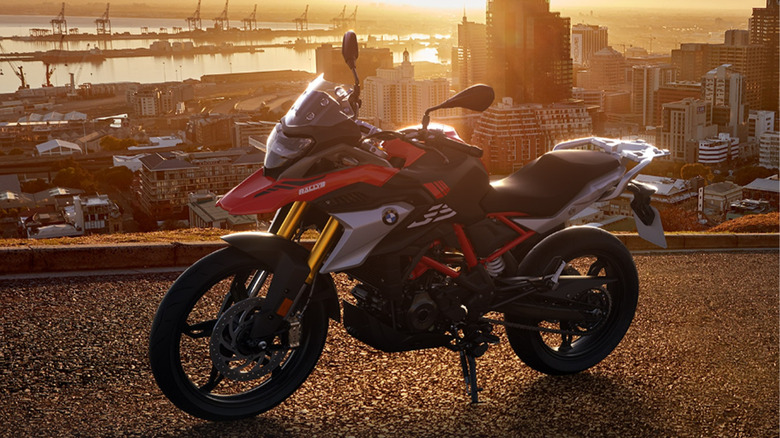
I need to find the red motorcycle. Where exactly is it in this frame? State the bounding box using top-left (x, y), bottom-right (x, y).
top-left (149, 32), bottom-right (668, 420)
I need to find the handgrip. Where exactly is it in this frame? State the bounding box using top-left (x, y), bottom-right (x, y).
top-left (430, 131), bottom-right (483, 158)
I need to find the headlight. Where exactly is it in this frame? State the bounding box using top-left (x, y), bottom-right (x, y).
top-left (264, 124), bottom-right (315, 169)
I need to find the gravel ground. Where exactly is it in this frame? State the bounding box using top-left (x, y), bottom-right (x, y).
top-left (1, 252), bottom-right (777, 437)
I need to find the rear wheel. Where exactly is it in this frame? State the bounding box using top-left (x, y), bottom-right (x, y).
top-left (505, 227), bottom-right (638, 375)
top-left (149, 247), bottom-right (328, 421)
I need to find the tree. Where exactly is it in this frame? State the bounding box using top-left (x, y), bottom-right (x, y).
top-left (100, 136), bottom-right (138, 151)
top-left (20, 178), bottom-right (52, 193)
top-left (640, 159), bottom-right (683, 179)
top-left (733, 166), bottom-right (775, 186)
top-left (95, 166), bottom-right (134, 189)
top-left (53, 166), bottom-right (96, 192)
top-left (680, 163), bottom-right (714, 183)
top-left (133, 209), bottom-right (158, 232)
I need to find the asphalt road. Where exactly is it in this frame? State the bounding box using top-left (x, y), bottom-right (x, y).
top-left (1, 252), bottom-right (777, 437)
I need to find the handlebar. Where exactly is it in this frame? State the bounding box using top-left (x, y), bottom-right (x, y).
top-left (426, 130), bottom-right (484, 158)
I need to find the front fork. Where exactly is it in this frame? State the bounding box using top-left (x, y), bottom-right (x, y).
top-left (274, 201), bottom-right (341, 284)
top-left (248, 201), bottom-right (341, 338)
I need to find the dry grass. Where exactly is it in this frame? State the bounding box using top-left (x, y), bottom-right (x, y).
top-left (709, 212), bottom-right (780, 234)
top-left (0, 228), bottom-right (226, 247)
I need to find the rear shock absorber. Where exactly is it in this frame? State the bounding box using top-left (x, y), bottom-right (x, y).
top-left (484, 257), bottom-right (505, 277)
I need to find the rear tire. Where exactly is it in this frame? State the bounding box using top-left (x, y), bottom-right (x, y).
top-left (149, 247), bottom-right (328, 421)
top-left (505, 227), bottom-right (638, 375)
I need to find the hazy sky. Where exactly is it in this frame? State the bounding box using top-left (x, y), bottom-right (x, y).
top-left (366, 0), bottom-right (767, 10)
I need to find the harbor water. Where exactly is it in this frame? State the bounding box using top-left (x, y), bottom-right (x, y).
top-left (0, 15), bottom-right (444, 94)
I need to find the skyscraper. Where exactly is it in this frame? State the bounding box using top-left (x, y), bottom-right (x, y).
top-left (486, 0), bottom-right (572, 104)
top-left (452, 13), bottom-right (488, 91)
top-left (571, 24), bottom-right (608, 67)
top-left (749, 0), bottom-right (779, 115)
top-left (632, 64), bottom-right (676, 128)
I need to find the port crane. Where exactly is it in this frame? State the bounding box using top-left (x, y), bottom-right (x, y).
top-left (51, 2), bottom-right (67, 36)
top-left (43, 63), bottom-right (55, 87)
top-left (0, 42), bottom-right (30, 90)
top-left (186, 0), bottom-right (203, 32)
top-left (242, 4), bottom-right (257, 31)
top-left (331, 5), bottom-right (357, 31)
top-left (293, 5), bottom-right (309, 32)
top-left (214, 0), bottom-right (230, 31)
top-left (95, 3), bottom-right (111, 36)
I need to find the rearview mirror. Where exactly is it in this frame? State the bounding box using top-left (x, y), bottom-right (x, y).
top-left (421, 84), bottom-right (494, 130)
top-left (342, 31), bottom-right (359, 69)
top-left (435, 84), bottom-right (494, 113)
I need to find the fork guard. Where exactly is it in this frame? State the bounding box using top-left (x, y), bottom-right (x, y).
top-left (222, 232), bottom-right (341, 334)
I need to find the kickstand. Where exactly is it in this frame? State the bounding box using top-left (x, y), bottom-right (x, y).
top-left (459, 350), bottom-right (481, 404)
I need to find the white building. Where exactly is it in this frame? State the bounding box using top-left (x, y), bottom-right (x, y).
top-left (73, 194), bottom-right (122, 234)
top-left (702, 64), bottom-right (746, 140)
top-left (362, 50), bottom-right (453, 130)
top-left (698, 133), bottom-right (739, 165)
top-left (659, 98), bottom-right (718, 162)
top-left (749, 110), bottom-right (775, 143)
top-left (759, 131), bottom-right (779, 169)
top-left (36, 139), bottom-right (82, 156)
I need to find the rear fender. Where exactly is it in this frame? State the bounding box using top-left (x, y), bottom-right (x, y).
top-left (221, 232), bottom-right (340, 326)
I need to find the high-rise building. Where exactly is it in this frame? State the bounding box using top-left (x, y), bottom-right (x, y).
top-left (571, 24), bottom-right (608, 67)
top-left (632, 64), bottom-right (676, 128)
top-left (362, 51), bottom-right (452, 129)
top-left (471, 98), bottom-right (546, 174)
top-left (671, 43), bottom-right (710, 82)
top-left (702, 64), bottom-right (747, 140)
top-left (706, 32), bottom-right (765, 112)
top-left (654, 81), bottom-right (702, 129)
top-left (486, 0), bottom-right (572, 104)
top-left (471, 97), bottom-right (593, 174)
top-left (659, 98), bottom-right (718, 162)
top-left (535, 102), bottom-right (593, 146)
top-left (452, 13), bottom-right (487, 91)
top-left (749, 0), bottom-right (779, 115)
top-left (758, 131), bottom-right (779, 169)
top-left (589, 46), bottom-right (626, 90)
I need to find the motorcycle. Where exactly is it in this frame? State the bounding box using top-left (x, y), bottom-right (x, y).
top-left (149, 32), bottom-right (669, 421)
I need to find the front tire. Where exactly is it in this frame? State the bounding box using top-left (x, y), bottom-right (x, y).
top-left (505, 227), bottom-right (638, 375)
top-left (149, 247), bottom-right (328, 421)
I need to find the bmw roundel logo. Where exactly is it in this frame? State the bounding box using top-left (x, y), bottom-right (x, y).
top-left (382, 208), bottom-right (399, 225)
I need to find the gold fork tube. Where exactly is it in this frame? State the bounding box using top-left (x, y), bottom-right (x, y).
top-left (305, 217), bottom-right (341, 284)
top-left (276, 201), bottom-right (309, 240)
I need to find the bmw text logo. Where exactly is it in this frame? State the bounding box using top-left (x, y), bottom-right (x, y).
top-left (382, 208), bottom-right (399, 225)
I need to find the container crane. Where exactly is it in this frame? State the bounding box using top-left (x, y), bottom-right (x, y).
top-left (186, 0), bottom-right (203, 32)
top-left (214, 0), bottom-right (229, 31)
top-left (242, 4), bottom-right (257, 31)
top-left (51, 2), bottom-right (67, 36)
top-left (293, 5), bottom-right (309, 32)
top-left (96, 3), bottom-right (111, 36)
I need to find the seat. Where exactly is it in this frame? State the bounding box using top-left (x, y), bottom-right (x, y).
top-left (481, 150), bottom-right (621, 217)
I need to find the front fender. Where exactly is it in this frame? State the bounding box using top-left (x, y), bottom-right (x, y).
top-left (222, 232), bottom-right (340, 322)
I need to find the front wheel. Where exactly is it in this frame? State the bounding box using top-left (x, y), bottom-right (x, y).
top-left (149, 247), bottom-right (329, 421)
top-left (505, 227), bottom-right (639, 375)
